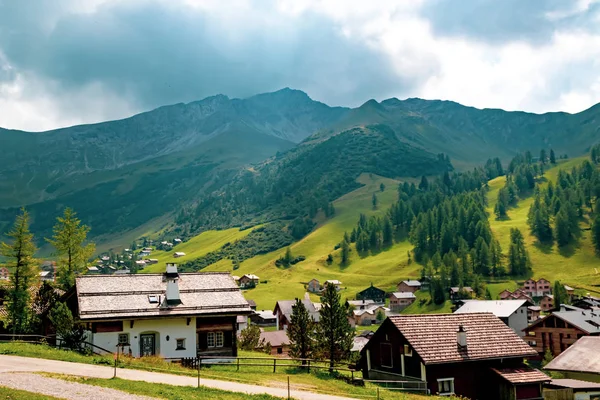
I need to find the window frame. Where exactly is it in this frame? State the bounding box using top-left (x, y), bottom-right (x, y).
top-left (207, 331), bottom-right (224, 348)
top-left (404, 344), bottom-right (413, 357)
top-left (437, 378), bottom-right (454, 396)
top-left (380, 343), bottom-right (393, 368)
top-left (118, 333), bottom-right (130, 346)
top-left (176, 338), bottom-right (186, 351)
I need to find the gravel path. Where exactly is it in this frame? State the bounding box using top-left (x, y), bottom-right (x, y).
top-left (0, 372), bottom-right (158, 400)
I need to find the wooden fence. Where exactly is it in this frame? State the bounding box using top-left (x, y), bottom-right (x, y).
top-left (543, 388), bottom-right (574, 400)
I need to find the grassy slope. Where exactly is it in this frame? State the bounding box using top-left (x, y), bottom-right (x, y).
top-left (203, 173), bottom-right (439, 310)
top-left (486, 157), bottom-right (600, 296)
top-left (141, 227), bottom-right (255, 273)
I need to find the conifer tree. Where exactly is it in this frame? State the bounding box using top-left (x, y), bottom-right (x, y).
top-left (317, 284), bottom-right (354, 371)
top-left (382, 217), bottom-right (394, 246)
top-left (550, 149), bottom-right (556, 164)
top-left (553, 281), bottom-right (569, 309)
top-left (1, 208), bottom-right (37, 334)
top-left (288, 299), bottom-right (315, 364)
top-left (508, 228), bottom-right (530, 275)
top-left (340, 239), bottom-right (350, 265)
top-left (592, 213), bottom-right (600, 256)
top-left (495, 188), bottom-right (509, 219)
top-left (419, 175), bottom-right (429, 191)
top-left (554, 208), bottom-right (572, 247)
top-left (540, 149), bottom-right (547, 164)
top-left (372, 193), bottom-right (378, 210)
top-left (46, 208), bottom-right (95, 290)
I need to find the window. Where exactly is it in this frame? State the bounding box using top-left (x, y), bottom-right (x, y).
top-left (380, 343), bottom-right (392, 368)
top-left (207, 332), bottom-right (224, 348)
top-left (404, 344), bottom-right (413, 357)
top-left (176, 338), bottom-right (186, 350)
top-left (437, 378), bottom-right (454, 396)
top-left (118, 333), bottom-right (130, 346)
top-left (277, 347), bottom-right (283, 354)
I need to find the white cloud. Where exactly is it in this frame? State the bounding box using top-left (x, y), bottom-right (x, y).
top-left (0, 0), bottom-right (599, 131)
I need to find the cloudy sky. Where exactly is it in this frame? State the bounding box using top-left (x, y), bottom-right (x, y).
top-left (1, 0), bottom-right (599, 131)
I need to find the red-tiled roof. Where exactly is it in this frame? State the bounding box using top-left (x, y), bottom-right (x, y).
top-left (492, 367), bottom-right (550, 384)
top-left (388, 313), bottom-right (537, 365)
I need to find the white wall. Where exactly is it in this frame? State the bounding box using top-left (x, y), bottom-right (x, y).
top-left (508, 305), bottom-right (529, 337)
top-left (92, 317), bottom-right (197, 358)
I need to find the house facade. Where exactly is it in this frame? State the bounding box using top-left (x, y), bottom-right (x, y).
top-left (239, 274), bottom-right (259, 289)
top-left (540, 294), bottom-right (554, 312)
top-left (389, 292), bottom-right (416, 312)
top-left (273, 298), bottom-right (319, 331)
top-left (71, 265), bottom-right (251, 359)
top-left (356, 284), bottom-right (386, 303)
top-left (361, 313), bottom-right (548, 400)
top-left (523, 278), bottom-right (552, 297)
top-left (260, 330), bottom-right (290, 356)
top-left (0, 267), bottom-right (9, 281)
top-left (396, 280), bottom-right (421, 293)
top-left (307, 279), bottom-right (320, 293)
top-left (523, 310), bottom-right (600, 356)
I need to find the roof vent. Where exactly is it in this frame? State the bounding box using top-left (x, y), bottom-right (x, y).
top-left (165, 263), bottom-right (179, 279)
top-left (457, 325), bottom-right (467, 349)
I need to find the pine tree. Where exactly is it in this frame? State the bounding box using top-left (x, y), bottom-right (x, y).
top-left (419, 175), bottom-right (429, 191)
top-left (380, 183), bottom-right (385, 192)
top-left (553, 281), bottom-right (569, 309)
top-left (372, 193), bottom-right (378, 210)
top-left (1, 208), bottom-right (38, 334)
top-left (550, 149), bottom-right (556, 164)
top-left (382, 217), bottom-right (394, 246)
top-left (540, 149), bottom-right (547, 164)
top-left (317, 284), bottom-right (354, 371)
top-left (340, 239), bottom-right (350, 265)
top-left (592, 213), bottom-right (600, 256)
top-left (554, 208), bottom-right (572, 247)
top-left (46, 208), bottom-right (95, 290)
top-left (495, 188), bottom-right (509, 219)
top-left (288, 299), bottom-right (315, 364)
top-left (508, 228), bottom-right (530, 275)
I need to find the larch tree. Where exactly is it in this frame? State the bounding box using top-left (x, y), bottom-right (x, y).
top-left (550, 149), bottom-right (556, 164)
top-left (508, 228), bottom-right (531, 275)
top-left (288, 299), bottom-right (315, 365)
top-left (592, 213), bottom-right (600, 256)
top-left (1, 208), bottom-right (38, 334)
top-left (46, 208), bottom-right (95, 290)
top-left (317, 283), bottom-right (354, 371)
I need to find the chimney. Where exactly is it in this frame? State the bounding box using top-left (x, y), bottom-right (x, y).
top-left (165, 264), bottom-right (182, 306)
top-left (457, 325), bottom-right (467, 349)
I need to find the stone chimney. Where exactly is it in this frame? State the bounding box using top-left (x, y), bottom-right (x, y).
top-left (457, 325), bottom-right (467, 349)
top-left (165, 264), bottom-right (181, 306)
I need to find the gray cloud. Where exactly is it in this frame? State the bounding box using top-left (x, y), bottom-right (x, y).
top-left (422, 0), bottom-right (600, 44)
top-left (0, 0), bottom-right (413, 116)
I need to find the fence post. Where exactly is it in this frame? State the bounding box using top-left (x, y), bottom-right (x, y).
top-left (197, 358), bottom-right (200, 388)
top-left (273, 358), bottom-right (277, 373)
top-left (307, 359), bottom-right (310, 373)
top-left (113, 352), bottom-right (117, 379)
top-left (287, 376), bottom-right (290, 400)
top-left (377, 387), bottom-right (380, 400)
top-left (237, 357), bottom-right (240, 372)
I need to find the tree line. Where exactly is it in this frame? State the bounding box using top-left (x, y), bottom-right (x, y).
top-left (1, 207), bottom-right (94, 336)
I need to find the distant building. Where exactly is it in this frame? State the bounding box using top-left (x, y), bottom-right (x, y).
top-left (352, 305), bottom-right (389, 326)
top-left (239, 274), bottom-right (259, 289)
top-left (449, 287), bottom-right (474, 301)
top-left (356, 284), bottom-right (386, 304)
top-left (499, 288), bottom-right (533, 302)
top-left (324, 280), bottom-right (342, 290)
top-left (389, 292), bottom-right (416, 312)
top-left (523, 278), bottom-right (551, 297)
top-left (173, 252), bottom-right (186, 258)
top-left (260, 330), bottom-right (290, 356)
top-left (273, 298), bottom-right (319, 331)
top-left (540, 294), bottom-right (554, 311)
top-left (307, 279), bottom-right (320, 293)
top-left (454, 300), bottom-right (531, 336)
top-left (396, 280), bottom-right (421, 293)
top-left (250, 310), bottom-right (277, 327)
top-left (86, 266), bottom-right (100, 275)
top-left (0, 267), bottom-right (9, 281)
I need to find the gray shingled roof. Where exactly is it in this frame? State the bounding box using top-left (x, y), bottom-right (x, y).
top-left (274, 299), bottom-right (320, 323)
top-left (454, 300), bottom-right (530, 318)
top-left (552, 310), bottom-right (600, 334)
top-left (76, 272), bottom-right (251, 320)
top-left (544, 337), bottom-right (600, 374)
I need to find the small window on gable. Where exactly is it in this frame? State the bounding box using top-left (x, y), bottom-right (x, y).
top-left (404, 344), bottom-right (413, 357)
top-left (148, 295), bottom-right (158, 304)
top-left (176, 338), bottom-right (186, 350)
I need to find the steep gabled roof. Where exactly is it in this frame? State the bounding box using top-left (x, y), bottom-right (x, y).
top-left (274, 299), bottom-right (320, 323)
top-left (386, 313), bottom-right (536, 365)
top-left (491, 367), bottom-right (550, 384)
top-left (75, 272), bottom-right (251, 320)
top-left (544, 337), bottom-right (600, 375)
top-left (526, 310), bottom-right (600, 334)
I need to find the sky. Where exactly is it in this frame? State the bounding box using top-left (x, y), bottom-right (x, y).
top-left (1, 0), bottom-right (599, 131)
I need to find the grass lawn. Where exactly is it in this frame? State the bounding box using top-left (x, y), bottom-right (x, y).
top-left (1, 343), bottom-right (441, 400)
top-left (203, 173), bottom-right (423, 310)
top-left (0, 386), bottom-right (59, 400)
top-left (401, 290), bottom-right (453, 314)
top-left (45, 375), bottom-right (281, 400)
top-left (486, 157), bottom-right (600, 296)
top-left (141, 227), bottom-right (256, 273)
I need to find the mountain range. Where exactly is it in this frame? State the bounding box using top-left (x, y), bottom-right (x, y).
top-left (1, 88), bottom-right (599, 245)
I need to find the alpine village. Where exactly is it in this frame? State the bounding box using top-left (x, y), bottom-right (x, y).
top-left (2, 6), bottom-right (600, 400)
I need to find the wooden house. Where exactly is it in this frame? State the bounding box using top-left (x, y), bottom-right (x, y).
top-left (273, 299), bottom-right (319, 331)
top-left (454, 300), bottom-right (531, 337)
top-left (173, 252), bottom-right (186, 258)
top-left (0, 267), bottom-right (9, 281)
top-left (260, 330), bottom-right (290, 356)
top-left (523, 310), bottom-right (600, 357)
top-left (523, 278), bottom-right (552, 298)
top-left (239, 274), bottom-right (259, 289)
top-left (389, 292), bottom-right (416, 312)
top-left (396, 280), bottom-right (421, 293)
top-left (307, 279), bottom-right (320, 293)
top-left (544, 337), bottom-right (600, 383)
top-left (360, 313), bottom-right (548, 399)
top-left (324, 280), bottom-right (342, 291)
top-left (356, 284), bottom-right (386, 304)
top-left (540, 294), bottom-right (554, 312)
top-left (68, 265), bottom-right (252, 358)
top-left (249, 310), bottom-right (277, 327)
top-left (449, 286), bottom-right (474, 301)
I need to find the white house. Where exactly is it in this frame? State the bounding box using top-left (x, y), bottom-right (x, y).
top-left (70, 264), bottom-right (252, 358)
top-left (454, 299), bottom-right (532, 337)
top-left (173, 252), bottom-right (186, 258)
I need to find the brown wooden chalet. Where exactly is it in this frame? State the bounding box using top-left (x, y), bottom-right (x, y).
top-left (67, 264), bottom-right (252, 358)
top-left (361, 313), bottom-right (548, 399)
top-left (523, 309), bottom-right (600, 356)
